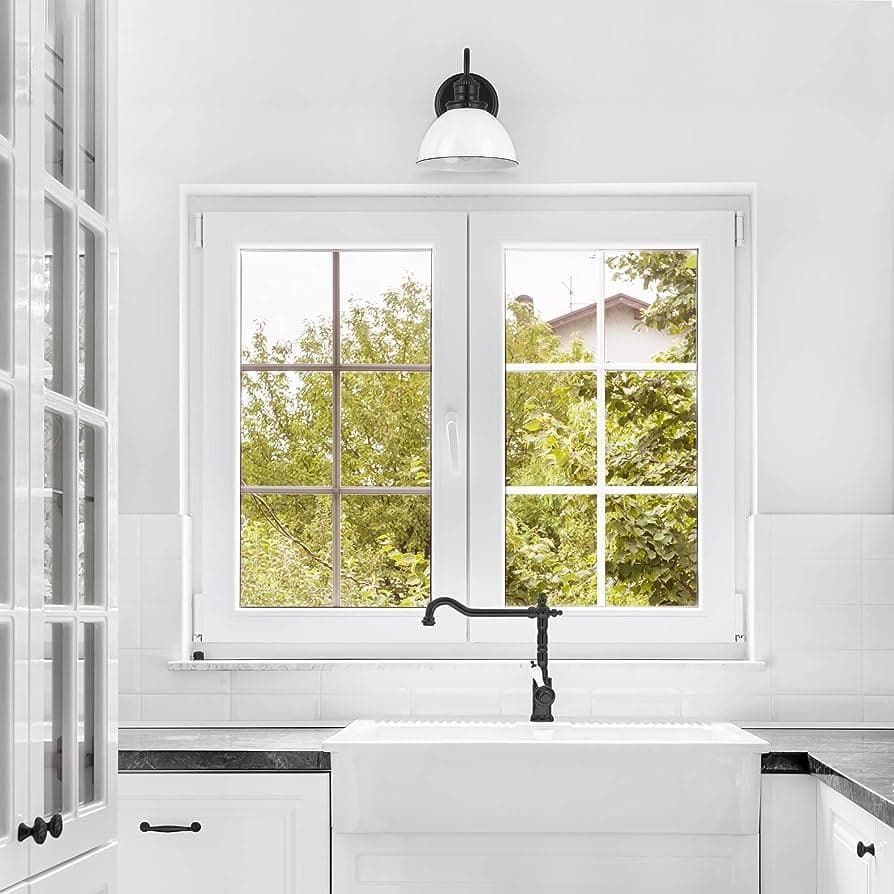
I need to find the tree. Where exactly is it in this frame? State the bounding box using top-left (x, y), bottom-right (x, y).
top-left (240, 250), bottom-right (697, 609)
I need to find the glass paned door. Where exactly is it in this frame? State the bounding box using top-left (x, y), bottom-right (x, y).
top-left (30, 0), bottom-right (114, 874)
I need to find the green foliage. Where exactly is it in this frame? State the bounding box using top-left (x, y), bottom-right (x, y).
top-left (241, 251), bottom-right (698, 609)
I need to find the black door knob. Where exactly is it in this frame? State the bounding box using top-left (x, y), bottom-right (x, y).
top-left (18, 818), bottom-right (48, 844)
top-left (47, 814), bottom-right (63, 839)
top-left (857, 841), bottom-right (876, 858)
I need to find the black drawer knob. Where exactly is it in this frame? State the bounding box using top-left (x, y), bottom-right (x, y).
top-left (857, 841), bottom-right (876, 858)
top-left (18, 818), bottom-right (48, 845)
top-left (47, 813), bottom-right (63, 839)
top-left (140, 821), bottom-right (202, 834)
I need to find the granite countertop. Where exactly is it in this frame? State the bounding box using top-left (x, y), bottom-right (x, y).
top-left (118, 726), bottom-right (894, 827)
top-left (118, 727), bottom-right (338, 771)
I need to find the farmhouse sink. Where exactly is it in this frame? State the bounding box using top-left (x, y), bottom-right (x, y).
top-left (324, 719), bottom-right (769, 836)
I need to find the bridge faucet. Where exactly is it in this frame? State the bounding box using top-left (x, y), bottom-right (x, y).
top-left (421, 594), bottom-right (563, 722)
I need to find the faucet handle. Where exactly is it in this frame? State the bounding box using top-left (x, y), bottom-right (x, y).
top-left (530, 660), bottom-right (545, 687)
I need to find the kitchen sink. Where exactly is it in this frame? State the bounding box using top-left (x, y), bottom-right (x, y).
top-left (324, 719), bottom-right (769, 836)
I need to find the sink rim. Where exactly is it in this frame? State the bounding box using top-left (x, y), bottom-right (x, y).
top-left (324, 718), bottom-right (770, 751)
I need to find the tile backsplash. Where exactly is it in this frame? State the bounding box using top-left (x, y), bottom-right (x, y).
top-left (119, 514), bottom-right (894, 724)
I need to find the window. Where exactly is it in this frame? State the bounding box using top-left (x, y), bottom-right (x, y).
top-left (193, 199), bottom-right (747, 657)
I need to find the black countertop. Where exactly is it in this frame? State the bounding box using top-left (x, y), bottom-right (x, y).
top-left (118, 726), bottom-right (894, 827)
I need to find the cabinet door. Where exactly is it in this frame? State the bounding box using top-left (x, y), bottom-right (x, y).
top-left (0, 0), bottom-right (34, 887)
top-left (27, 0), bottom-right (117, 874)
top-left (818, 785), bottom-right (877, 894)
top-left (30, 843), bottom-right (116, 894)
top-left (874, 819), bottom-right (892, 894)
top-left (118, 773), bottom-right (330, 894)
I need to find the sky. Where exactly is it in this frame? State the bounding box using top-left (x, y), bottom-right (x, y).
top-left (240, 248), bottom-right (659, 353)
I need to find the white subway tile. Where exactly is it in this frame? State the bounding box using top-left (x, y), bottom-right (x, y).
top-left (863, 606), bottom-right (894, 651)
top-left (320, 665), bottom-right (419, 692)
top-left (772, 650), bottom-right (861, 693)
top-left (413, 687), bottom-right (502, 717)
top-left (863, 697), bottom-right (894, 722)
top-left (231, 669), bottom-right (321, 693)
top-left (320, 690), bottom-right (411, 721)
top-left (771, 559), bottom-right (860, 605)
top-left (681, 694), bottom-right (770, 721)
top-left (119, 515), bottom-right (141, 560)
top-left (119, 694), bottom-right (140, 722)
top-left (863, 560), bottom-right (894, 604)
top-left (680, 665), bottom-right (771, 696)
top-left (773, 605), bottom-right (861, 650)
top-left (141, 515), bottom-right (187, 559)
top-left (771, 516), bottom-right (861, 560)
top-left (119, 650), bottom-right (141, 694)
top-left (140, 651), bottom-right (229, 693)
top-left (140, 693), bottom-right (230, 722)
top-left (119, 598), bottom-right (140, 651)
top-left (140, 558), bottom-right (186, 605)
top-left (772, 694), bottom-right (862, 722)
top-left (140, 588), bottom-right (182, 651)
top-left (862, 652), bottom-right (894, 693)
top-left (862, 516), bottom-right (894, 559)
top-left (591, 691), bottom-right (682, 719)
top-left (231, 692), bottom-right (320, 722)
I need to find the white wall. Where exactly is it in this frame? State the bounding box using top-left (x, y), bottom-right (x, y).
top-left (118, 0), bottom-right (894, 516)
top-left (116, 1), bottom-right (894, 723)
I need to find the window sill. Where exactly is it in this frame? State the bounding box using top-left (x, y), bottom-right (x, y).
top-left (168, 658), bottom-right (767, 672)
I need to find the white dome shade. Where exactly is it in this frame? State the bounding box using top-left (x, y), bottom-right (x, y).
top-left (417, 107), bottom-right (518, 171)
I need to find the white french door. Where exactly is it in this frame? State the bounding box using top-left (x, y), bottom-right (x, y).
top-left (10, 0), bottom-right (118, 882)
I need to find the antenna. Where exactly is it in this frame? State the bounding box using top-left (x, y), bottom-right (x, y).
top-left (560, 276), bottom-right (575, 312)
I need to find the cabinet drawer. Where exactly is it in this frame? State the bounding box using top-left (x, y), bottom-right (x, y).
top-left (119, 773), bottom-right (329, 894)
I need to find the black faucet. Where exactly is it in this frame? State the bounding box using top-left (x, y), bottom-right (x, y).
top-left (421, 594), bottom-right (563, 722)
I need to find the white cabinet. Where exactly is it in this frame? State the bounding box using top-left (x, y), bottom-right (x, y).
top-left (818, 785), bottom-right (891, 894)
top-left (0, 0), bottom-right (117, 888)
top-left (118, 773), bottom-right (330, 894)
top-left (29, 844), bottom-right (117, 894)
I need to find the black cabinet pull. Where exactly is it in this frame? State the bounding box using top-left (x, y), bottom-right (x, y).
top-left (140, 821), bottom-right (202, 834)
top-left (18, 818), bottom-right (48, 845)
top-left (47, 814), bottom-right (63, 839)
top-left (857, 841), bottom-right (876, 858)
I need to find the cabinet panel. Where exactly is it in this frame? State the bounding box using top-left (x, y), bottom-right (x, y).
top-left (818, 785), bottom-right (877, 894)
top-left (119, 773), bottom-right (330, 894)
top-left (30, 843), bottom-right (116, 894)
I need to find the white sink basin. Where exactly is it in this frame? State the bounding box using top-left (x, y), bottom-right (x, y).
top-left (325, 719), bottom-right (768, 835)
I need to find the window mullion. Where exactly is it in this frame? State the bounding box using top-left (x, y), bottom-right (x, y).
top-left (331, 250), bottom-right (341, 608)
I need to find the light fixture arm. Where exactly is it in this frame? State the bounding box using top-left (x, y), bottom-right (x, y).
top-left (434, 47), bottom-right (500, 118)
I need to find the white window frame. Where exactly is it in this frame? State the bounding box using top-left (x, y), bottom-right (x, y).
top-left (188, 191), bottom-right (752, 660)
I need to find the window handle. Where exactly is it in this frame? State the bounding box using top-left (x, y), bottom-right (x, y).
top-left (445, 413), bottom-right (460, 474)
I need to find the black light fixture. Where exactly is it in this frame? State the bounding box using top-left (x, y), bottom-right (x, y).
top-left (417, 48), bottom-right (518, 172)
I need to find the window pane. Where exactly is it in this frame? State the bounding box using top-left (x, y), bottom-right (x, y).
top-left (78, 0), bottom-right (96, 206)
top-left (44, 411), bottom-right (67, 605)
top-left (341, 372), bottom-right (430, 487)
top-left (606, 371), bottom-right (696, 486)
top-left (506, 371), bottom-right (596, 486)
top-left (0, 158), bottom-right (10, 372)
top-left (340, 495), bottom-right (430, 607)
top-left (78, 423), bottom-right (99, 605)
top-left (339, 251), bottom-right (431, 365)
top-left (78, 225), bottom-right (97, 405)
top-left (0, 0), bottom-right (10, 139)
top-left (77, 622), bottom-right (98, 806)
top-left (240, 494), bottom-right (333, 607)
top-left (604, 250), bottom-right (697, 364)
top-left (45, 0), bottom-right (65, 182)
top-left (44, 200), bottom-right (65, 394)
top-left (241, 251), bottom-right (333, 365)
top-left (43, 622), bottom-right (68, 815)
top-left (0, 391), bottom-right (9, 605)
top-left (241, 371), bottom-right (332, 486)
top-left (605, 494), bottom-right (697, 607)
top-left (505, 251), bottom-right (599, 363)
top-left (506, 494), bottom-right (597, 607)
